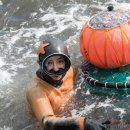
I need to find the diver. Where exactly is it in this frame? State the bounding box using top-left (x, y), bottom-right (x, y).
top-left (26, 35), bottom-right (110, 130)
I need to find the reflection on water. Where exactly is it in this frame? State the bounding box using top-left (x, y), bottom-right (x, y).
top-left (0, 0), bottom-right (130, 129)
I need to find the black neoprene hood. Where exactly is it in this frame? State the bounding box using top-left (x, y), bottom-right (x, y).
top-left (38, 35), bottom-right (71, 75)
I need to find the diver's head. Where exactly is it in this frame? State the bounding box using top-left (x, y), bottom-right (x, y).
top-left (36, 35), bottom-right (71, 81)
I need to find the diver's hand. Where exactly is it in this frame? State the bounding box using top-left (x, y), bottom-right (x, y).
top-left (84, 117), bottom-right (111, 130)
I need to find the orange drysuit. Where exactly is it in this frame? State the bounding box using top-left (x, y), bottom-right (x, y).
top-left (26, 67), bottom-right (84, 130)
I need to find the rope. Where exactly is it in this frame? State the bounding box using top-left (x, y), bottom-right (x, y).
top-left (83, 70), bottom-right (130, 89)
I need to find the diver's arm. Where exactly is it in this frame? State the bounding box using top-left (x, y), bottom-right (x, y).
top-left (26, 87), bottom-right (55, 122)
top-left (43, 116), bottom-right (109, 130)
top-left (26, 86), bottom-right (84, 130)
top-left (26, 87), bottom-right (109, 130)
top-left (43, 116), bottom-right (84, 130)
